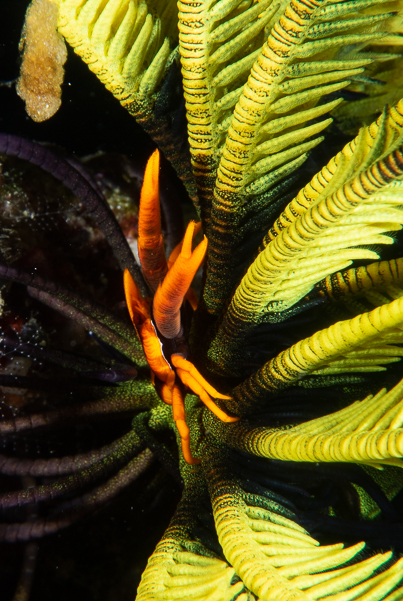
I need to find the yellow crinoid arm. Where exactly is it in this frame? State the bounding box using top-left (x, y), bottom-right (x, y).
top-left (138, 149), bottom-right (169, 293)
top-left (56, 0), bottom-right (175, 106)
top-left (203, 447), bottom-right (403, 601)
top-left (201, 0), bottom-right (403, 316)
top-left (227, 294), bottom-right (403, 415)
top-left (208, 100), bottom-right (403, 374)
top-left (317, 257), bottom-right (403, 302)
top-left (153, 221), bottom-right (207, 339)
top-left (55, 0), bottom-right (198, 202)
top-left (178, 0), bottom-right (278, 225)
top-left (137, 480), bottom-right (247, 601)
top-left (236, 106), bottom-right (403, 321)
top-left (218, 377), bottom-right (403, 468)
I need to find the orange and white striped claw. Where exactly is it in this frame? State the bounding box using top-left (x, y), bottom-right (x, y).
top-left (124, 269), bottom-right (175, 391)
top-left (153, 221), bottom-right (208, 339)
top-left (138, 149), bottom-right (168, 292)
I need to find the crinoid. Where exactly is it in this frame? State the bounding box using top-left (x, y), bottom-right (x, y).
top-left (2, 0), bottom-right (403, 599)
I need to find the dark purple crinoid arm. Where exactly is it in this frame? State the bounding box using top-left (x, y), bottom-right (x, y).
top-left (0, 133), bottom-right (147, 295)
top-left (0, 448), bottom-right (154, 542)
top-left (0, 263), bottom-right (146, 365)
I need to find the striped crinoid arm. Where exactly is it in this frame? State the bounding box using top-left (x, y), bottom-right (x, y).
top-left (56, 0), bottom-right (196, 199)
top-left (315, 255), bottom-right (403, 317)
top-left (136, 472), bottom-right (254, 601)
top-left (178, 0), bottom-right (278, 224)
top-left (223, 294), bottom-right (403, 413)
top-left (207, 100), bottom-right (403, 373)
top-left (202, 0), bottom-right (403, 316)
top-left (203, 446), bottom-right (403, 601)
top-left (332, 55), bottom-right (403, 135)
top-left (316, 257), bottom-right (403, 302)
top-left (212, 377), bottom-right (403, 468)
top-left (267, 99), bottom-right (403, 240)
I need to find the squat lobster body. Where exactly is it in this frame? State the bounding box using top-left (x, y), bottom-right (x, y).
top-left (123, 150), bottom-right (239, 464)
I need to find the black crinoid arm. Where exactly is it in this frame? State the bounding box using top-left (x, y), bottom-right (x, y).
top-left (0, 133), bottom-right (183, 600)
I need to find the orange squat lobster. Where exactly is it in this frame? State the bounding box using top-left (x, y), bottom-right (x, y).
top-left (123, 150), bottom-right (239, 464)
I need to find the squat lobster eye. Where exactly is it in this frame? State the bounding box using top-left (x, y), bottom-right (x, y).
top-left (123, 150), bottom-right (239, 465)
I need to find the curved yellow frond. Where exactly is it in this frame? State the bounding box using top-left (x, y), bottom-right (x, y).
top-left (225, 294), bottom-right (403, 412)
top-left (204, 448), bottom-right (403, 601)
top-left (56, 0), bottom-right (199, 200)
top-left (57, 0), bottom-right (174, 103)
top-left (218, 377), bottom-right (403, 468)
top-left (208, 100), bottom-right (403, 374)
top-left (203, 0), bottom-right (402, 315)
top-left (137, 477), bottom-right (255, 601)
top-left (317, 257), bottom-right (403, 302)
top-left (178, 0), bottom-right (277, 223)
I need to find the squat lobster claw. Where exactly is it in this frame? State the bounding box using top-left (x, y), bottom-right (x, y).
top-left (123, 150), bottom-right (239, 465)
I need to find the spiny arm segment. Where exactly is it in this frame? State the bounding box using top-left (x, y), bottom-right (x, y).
top-left (214, 377), bottom-right (403, 468)
top-left (153, 222), bottom-right (208, 339)
top-left (136, 478), bottom-right (249, 601)
top-left (138, 149), bottom-right (169, 293)
top-left (316, 257), bottom-right (403, 303)
top-left (56, 0), bottom-right (175, 109)
top-left (178, 0), bottom-right (276, 226)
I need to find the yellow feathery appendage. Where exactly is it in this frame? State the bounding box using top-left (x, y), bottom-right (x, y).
top-left (207, 99), bottom-right (403, 375)
top-left (205, 449), bottom-right (403, 601)
top-left (228, 294), bottom-right (403, 411)
top-left (178, 0), bottom-right (277, 225)
top-left (202, 0), bottom-right (403, 315)
top-left (267, 99), bottom-right (403, 240)
top-left (137, 544), bottom-right (247, 600)
top-left (223, 378), bottom-right (403, 467)
top-left (238, 115), bottom-right (403, 321)
top-left (333, 56), bottom-right (403, 135)
top-left (57, 0), bottom-right (174, 103)
top-left (136, 479), bottom-right (254, 601)
top-left (317, 257), bottom-right (403, 302)
top-left (55, 0), bottom-right (199, 200)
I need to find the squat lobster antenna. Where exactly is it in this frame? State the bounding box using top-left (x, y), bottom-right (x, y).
top-left (138, 149), bottom-right (168, 293)
top-left (153, 221), bottom-right (208, 339)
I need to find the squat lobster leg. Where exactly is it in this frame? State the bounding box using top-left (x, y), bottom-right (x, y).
top-left (172, 355), bottom-right (240, 424)
top-left (172, 385), bottom-right (200, 465)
